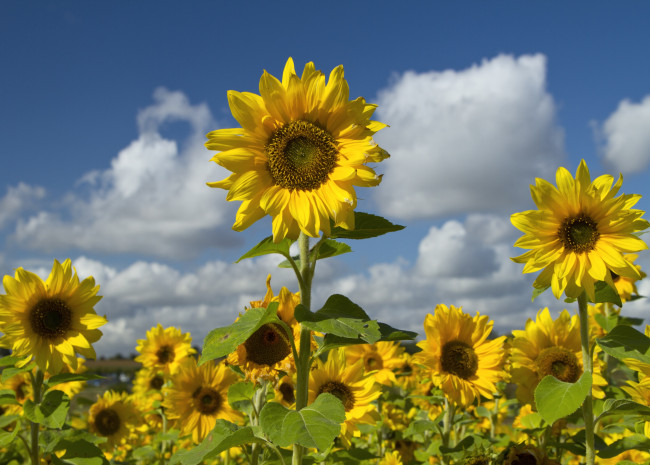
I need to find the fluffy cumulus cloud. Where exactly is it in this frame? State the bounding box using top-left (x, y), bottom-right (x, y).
top-left (13, 88), bottom-right (239, 259)
top-left (600, 95), bottom-right (650, 173)
top-left (373, 54), bottom-right (565, 220)
top-left (0, 183), bottom-right (45, 230)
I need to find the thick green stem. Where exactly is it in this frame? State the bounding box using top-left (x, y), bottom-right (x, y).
top-left (29, 369), bottom-right (44, 465)
top-left (578, 292), bottom-right (595, 465)
top-left (441, 397), bottom-right (455, 465)
top-left (160, 406), bottom-right (167, 465)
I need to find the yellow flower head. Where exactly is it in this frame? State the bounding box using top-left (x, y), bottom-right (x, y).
top-left (511, 159), bottom-right (649, 300)
top-left (0, 259), bottom-right (106, 374)
top-left (414, 304), bottom-right (506, 408)
top-left (379, 451), bottom-right (403, 465)
top-left (273, 374), bottom-right (296, 407)
top-left (508, 308), bottom-right (607, 406)
top-left (344, 341), bottom-right (406, 386)
top-left (88, 390), bottom-right (141, 452)
top-left (135, 324), bottom-right (196, 376)
top-left (612, 253), bottom-right (646, 302)
top-left (206, 57), bottom-right (390, 242)
top-left (163, 359), bottom-right (243, 443)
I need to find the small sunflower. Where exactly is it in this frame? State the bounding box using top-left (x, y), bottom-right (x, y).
top-left (309, 348), bottom-right (381, 448)
top-left (206, 57), bottom-right (389, 242)
top-left (511, 159), bottom-right (649, 300)
top-left (414, 304), bottom-right (506, 408)
top-left (344, 341), bottom-right (406, 386)
top-left (88, 390), bottom-right (140, 452)
top-left (135, 324), bottom-right (196, 376)
top-left (379, 451), bottom-right (403, 465)
top-left (508, 308), bottom-right (607, 406)
top-left (163, 359), bottom-right (243, 443)
top-left (497, 443), bottom-right (549, 465)
top-left (0, 259), bottom-right (106, 374)
top-left (273, 374), bottom-right (296, 407)
top-left (0, 371), bottom-right (32, 416)
top-left (612, 253), bottom-right (646, 302)
top-left (132, 367), bottom-right (166, 401)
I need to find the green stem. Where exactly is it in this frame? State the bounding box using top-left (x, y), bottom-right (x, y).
top-left (441, 397), bottom-right (455, 465)
top-left (160, 406), bottom-right (167, 465)
top-left (29, 369), bottom-right (44, 465)
top-left (578, 292), bottom-right (595, 465)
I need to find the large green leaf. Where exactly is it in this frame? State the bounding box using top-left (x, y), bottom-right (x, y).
top-left (593, 281), bottom-right (622, 306)
top-left (278, 239), bottom-right (352, 268)
top-left (50, 439), bottom-right (109, 465)
top-left (259, 393), bottom-right (345, 451)
top-left (597, 434), bottom-right (650, 459)
top-left (0, 355), bottom-right (21, 368)
top-left (329, 212), bottom-right (404, 240)
top-left (318, 322), bottom-right (417, 352)
top-left (0, 389), bottom-right (18, 406)
top-left (236, 236), bottom-right (293, 263)
top-left (535, 372), bottom-right (592, 425)
top-left (1, 360), bottom-right (36, 383)
top-left (595, 399), bottom-right (650, 425)
top-left (0, 425), bottom-right (19, 448)
top-left (227, 381), bottom-right (256, 416)
top-left (199, 302), bottom-right (281, 365)
top-left (596, 325), bottom-right (650, 364)
top-left (23, 389), bottom-right (70, 428)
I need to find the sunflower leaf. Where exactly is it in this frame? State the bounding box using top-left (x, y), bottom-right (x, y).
top-left (597, 434), bottom-right (650, 459)
top-left (329, 212), bottom-right (405, 240)
top-left (593, 281), bottom-right (622, 306)
top-left (236, 236), bottom-right (294, 263)
top-left (277, 239), bottom-right (352, 268)
top-left (595, 325), bottom-right (650, 364)
top-left (1, 360), bottom-right (36, 383)
top-left (51, 439), bottom-right (110, 465)
top-left (532, 285), bottom-right (550, 302)
top-left (259, 393), bottom-right (345, 451)
top-left (0, 389), bottom-right (18, 406)
top-left (0, 355), bottom-right (21, 368)
top-left (199, 302), bottom-right (280, 365)
top-left (23, 389), bottom-right (70, 429)
top-left (595, 399), bottom-right (650, 426)
top-left (534, 372), bottom-right (592, 425)
top-left (44, 373), bottom-right (105, 391)
top-left (0, 426), bottom-right (20, 448)
top-left (227, 381), bottom-right (256, 416)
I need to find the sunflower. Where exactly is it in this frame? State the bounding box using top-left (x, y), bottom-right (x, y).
top-left (205, 57), bottom-right (389, 242)
top-left (344, 341), bottom-right (406, 386)
top-left (163, 359), bottom-right (243, 443)
top-left (379, 451), bottom-right (403, 465)
top-left (135, 324), bottom-right (196, 376)
top-left (132, 367), bottom-right (166, 401)
top-left (511, 159), bottom-right (649, 300)
top-left (508, 308), bottom-right (607, 406)
top-left (612, 253), bottom-right (646, 302)
top-left (0, 259), bottom-right (106, 374)
top-left (623, 326), bottom-right (650, 380)
top-left (88, 390), bottom-right (141, 452)
top-left (0, 371), bottom-right (32, 416)
top-left (497, 443), bottom-right (550, 465)
top-left (413, 304), bottom-right (506, 408)
top-left (621, 378), bottom-right (650, 437)
top-left (309, 348), bottom-right (381, 448)
top-left (273, 374), bottom-right (296, 407)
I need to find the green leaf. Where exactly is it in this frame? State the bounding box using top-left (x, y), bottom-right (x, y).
top-left (593, 281), bottom-right (622, 306)
top-left (0, 414), bottom-right (19, 429)
top-left (596, 325), bottom-right (650, 364)
top-left (532, 285), bottom-right (550, 302)
top-left (0, 426), bottom-right (19, 448)
top-left (318, 322), bottom-right (417, 352)
top-left (329, 212), bottom-right (404, 240)
top-left (51, 439), bottom-right (109, 465)
top-left (23, 389), bottom-right (70, 428)
top-left (278, 239), bottom-right (352, 268)
top-left (403, 420), bottom-right (438, 439)
top-left (534, 372), bottom-right (592, 425)
top-left (228, 381), bottom-right (256, 416)
top-left (236, 236), bottom-right (293, 263)
top-left (199, 302), bottom-right (281, 365)
top-left (595, 399), bottom-right (650, 425)
top-left (0, 355), bottom-right (21, 368)
top-left (170, 421), bottom-right (264, 465)
top-left (0, 389), bottom-right (18, 406)
top-left (597, 434), bottom-right (650, 459)
top-left (295, 296), bottom-right (380, 343)
top-left (260, 393), bottom-right (345, 451)
top-left (439, 435), bottom-right (477, 453)
top-left (593, 314), bottom-right (620, 333)
top-left (377, 322), bottom-right (418, 341)
top-left (1, 360), bottom-right (36, 383)
top-left (44, 373), bottom-right (104, 390)
top-left (518, 411), bottom-right (543, 430)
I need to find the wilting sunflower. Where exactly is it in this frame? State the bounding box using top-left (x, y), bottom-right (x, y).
top-left (345, 341), bottom-right (406, 386)
top-left (88, 390), bottom-right (140, 452)
top-left (309, 348), bottom-right (380, 448)
top-left (164, 359), bottom-right (243, 443)
top-left (135, 324), bottom-right (196, 376)
top-left (508, 308), bottom-right (607, 406)
top-left (0, 259), bottom-right (106, 374)
top-left (206, 57), bottom-right (389, 241)
top-left (511, 160), bottom-right (649, 300)
top-left (414, 304), bottom-right (506, 408)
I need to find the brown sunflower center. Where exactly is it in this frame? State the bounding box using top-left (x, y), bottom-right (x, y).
top-left (536, 347), bottom-right (581, 383)
top-left (155, 345), bottom-right (175, 365)
top-left (94, 408), bottom-right (121, 436)
top-left (29, 298), bottom-right (72, 340)
top-left (279, 381), bottom-right (295, 404)
top-left (610, 271), bottom-right (621, 282)
top-left (192, 386), bottom-right (222, 415)
top-left (266, 120), bottom-right (338, 191)
top-left (465, 455), bottom-right (491, 465)
top-left (243, 323), bottom-right (291, 366)
top-left (558, 213), bottom-right (600, 253)
top-left (364, 353), bottom-right (384, 371)
top-left (15, 382), bottom-right (28, 402)
top-left (508, 451), bottom-right (539, 465)
top-left (149, 375), bottom-right (165, 391)
top-left (441, 340), bottom-right (479, 380)
top-left (318, 381), bottom-right (355, 411)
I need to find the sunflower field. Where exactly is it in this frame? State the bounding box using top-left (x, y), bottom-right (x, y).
top-left (1, 58), bottom-right (650, 465)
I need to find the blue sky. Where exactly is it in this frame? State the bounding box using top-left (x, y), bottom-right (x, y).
top-left (2, 1), bottom-right (650, 356)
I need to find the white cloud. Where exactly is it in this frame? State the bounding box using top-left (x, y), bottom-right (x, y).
top-left (0, 183), bottom-right (45, 230)
top-left (600, 95), bottom-right (650, 173)
top-left (373, 54), bottom-right (565, 220)
top-left (13, 88), bottom-right (239, 259)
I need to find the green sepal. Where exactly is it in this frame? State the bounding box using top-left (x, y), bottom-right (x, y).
top-left (596, 325), bottom-right (650, 364)
top-left (595, 399), bottom-right (650, 426)
top-left (23, 389), bottom-right (70, 428)
top-left (236, 236), bottom-right (293, 263)
top-left (1, 360), bottom-right (36, 383)
top-left (50, 439), bottom-right (109, 465)
top-left (199, 302), bottom-right (280, 365)
top-left (597, 434), bottom-right (650, 459)
top-left (532, 285), bottom-right (549, 302)
top-left (329, 212), bottom-right (405, 240)
top-left (170, 420), bottom-right (265, 465)
top-left (534, 372), bottom-right (592, 425)
top-left (278, 239), bottom-right (352, 268)
top-left (44, 373), bottom-right (104, 391)
top-left (259, 393), bottom-right (345, 451)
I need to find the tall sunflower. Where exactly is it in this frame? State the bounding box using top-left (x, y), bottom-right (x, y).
top-left (308, 348), bottom-right (380, 448)
top-left (508, 308), bottom-right (607, 406)
top-left (135, 324), bottom-right (196, 376)
top-left (205, 57), bottom-right (389, 241)
top-left (344, 341), bottom-right (406, 386)
top-left (414, 304), bottom-right (506, 408)
top-left (0, 259), bottom-right (106, 374)
top-left (88, 390), bottom-right (141, 452)
top-left (511, 159), bottom-right (649, 300)
top-left (163, 359), bottom-right (243, 443)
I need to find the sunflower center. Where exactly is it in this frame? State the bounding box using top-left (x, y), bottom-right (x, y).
top-left (318, 381), bottom-right (355, 411)
top-left (364, 353), bottom-right (384, 371)
top-left (509, 451), bottom-right (539, 465)
top-left (94, 408), bottom-right (121, 436)
top-left (440, 340), bottom-right (479, 380)
top-left (610, 271), bottom-right (621, 282)
top-left (558, 213), bottom-right (600, 253)
top-left (156, 345), bottom-right (175, 365)
top-left (15, 382), bottom-right (28, 402)
top-left (266, 120), bottom-right (339, 191)
top-left (149, 375), bottom-right (164, 391)
top-left (29, 298), bottom-right (72, 340)
top-left (192, 387), bottom-right (222, 415)
top-left (243, 323), bottom-right (291, 366)
top-left (279, 381), bottom-right (295, 404)
top-left (536, 347), bottom-right (581, 383)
